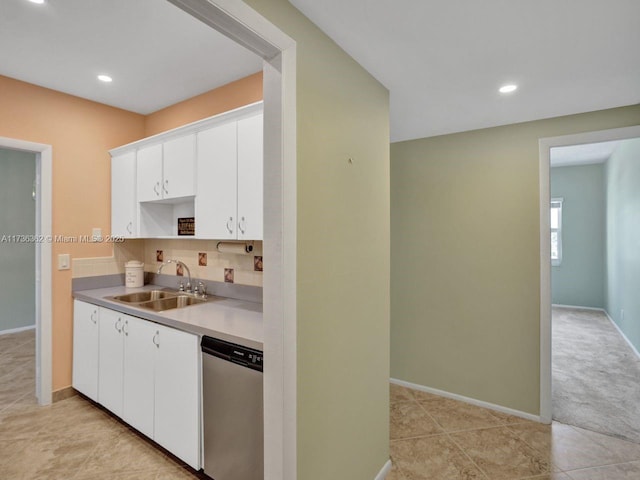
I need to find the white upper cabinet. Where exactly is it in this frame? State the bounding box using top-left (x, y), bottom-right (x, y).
top-left (196, 112), bottom-right (263, 240)
top-left (136, 144), bottom-right (163, 203)
top-left (111, 102), bottom-right (262, 239)
top-left (136, 135), bottom-right (196, 203)
top-left (111, 151), bottom-right (137, 238)
top-left (196, 121), bottom-right (238, 239)
top-left (162, 134), bottom-right (196, 200)
top-left (237, 113), bottom-right (263, 240)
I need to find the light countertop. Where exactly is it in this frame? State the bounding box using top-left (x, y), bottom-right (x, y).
top-left (73, 284), bottom-right (263, 350)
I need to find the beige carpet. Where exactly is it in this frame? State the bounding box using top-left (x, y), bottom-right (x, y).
top-left (553, 306), bottom-right (640, 444)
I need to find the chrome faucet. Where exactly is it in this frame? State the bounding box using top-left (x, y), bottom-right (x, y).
top-left (194, 281), bottom-right (207, 298)
top-left (157, 259), bottom-right (192, 293)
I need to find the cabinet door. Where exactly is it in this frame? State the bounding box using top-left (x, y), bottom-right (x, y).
top-left (98, 308), bottom-right (124, 417)
top-left (196, 123), bottom-right (237, 239)
top-left (136, 144), bottom-right (163, 202)
top-left (72, 300), bottom-right (99, 401)
top-left (154, 325), bottom-right (200, 469)
top-left (111, 151), bottom-right (136, 237)
top-left (163, 134), bottom-right (196, 200)
top-left (122, 316), bottom-right (157, 440)
top-left (237, 114), bottom-right (263, 240)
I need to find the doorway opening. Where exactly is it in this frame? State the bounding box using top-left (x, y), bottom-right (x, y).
top-left (0, 138), bottom-right (52, 407)
top-left (0, 148), bottom-right (36, 334)
top-left (0, 147), bottom-right (37, 407)
top-left (539, 126), bottom-right (640, 443)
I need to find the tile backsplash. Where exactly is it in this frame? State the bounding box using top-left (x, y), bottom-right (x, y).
top-left (72, 239), bottom-right (145, 278)
top-left (72, 239), bottom-right (263, 288)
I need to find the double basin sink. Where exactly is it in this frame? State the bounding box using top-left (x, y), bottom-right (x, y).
top-left (106, 289), bottom-right (209, 312)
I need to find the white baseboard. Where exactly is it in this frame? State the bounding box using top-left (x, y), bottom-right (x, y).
top-left (390, 378), bottom-right (541, 423)
top-left (603, 310), bottom-right (640, 361)
top-left (552, 303), bottom-right (604, 311)
top-left (374, 459), bottom-right (392, 480)
top-left (0, 325), bottom-right (35, 336)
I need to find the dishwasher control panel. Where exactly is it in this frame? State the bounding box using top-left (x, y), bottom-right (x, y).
top-left (201, 336), bottom-right (263, 372)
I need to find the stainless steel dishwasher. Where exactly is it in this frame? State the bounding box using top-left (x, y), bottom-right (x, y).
top-left (201, 336), bottom-right (263, 480)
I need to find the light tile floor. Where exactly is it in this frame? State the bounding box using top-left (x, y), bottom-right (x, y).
top-left (389, 383), bottom-right (640, 480)
top-left (0, 330), bottom-right (204, 480)
top-left (3, 330), bottom-right (640, 479)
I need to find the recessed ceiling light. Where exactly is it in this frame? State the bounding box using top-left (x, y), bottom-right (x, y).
top-left (97, 75), bottom-right (113, 83)
top-left (499, 84), bottom-right (518, 94)
top-left (28, 0), bottom-right (46, 4)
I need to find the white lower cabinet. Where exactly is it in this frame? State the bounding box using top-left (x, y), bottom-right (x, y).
top-left (122, 315), bottom-right (157, 439)
top-left (98, 309), bottom-right (125, 417)
top-left (72, 300), bottom-right (100, 401)
top-left (72, 302), bottom-right (200, 470)
top-left (154, 326), bottom-right (200, 470)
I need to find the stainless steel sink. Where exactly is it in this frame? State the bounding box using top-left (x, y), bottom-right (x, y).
top-left (111, 290), bottom-right (177, 303)
top-left (106, 289), bottom-right (212, 312)
top-left (138, 295), bottom-right (207, 312)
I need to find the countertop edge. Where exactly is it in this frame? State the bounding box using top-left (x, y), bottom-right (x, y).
top-left (73, 287), bottom-right (263, 351)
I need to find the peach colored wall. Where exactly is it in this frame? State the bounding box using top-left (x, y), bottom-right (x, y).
top-left (0, 72), bottom-right (262, 392)
top-left (0, 75), bottom-right (146, 390)
top-left (144, 71), bottom-right (263, 136)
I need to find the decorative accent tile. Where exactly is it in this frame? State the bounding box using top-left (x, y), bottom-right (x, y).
top-left (176, 264), bottom-right (183, 276)
top-left (254, 256), bottom-right (263, 272)
top-left (142, 240), bottom-right (263, 287)
top-left (224, 268), bottom-right (234, 283)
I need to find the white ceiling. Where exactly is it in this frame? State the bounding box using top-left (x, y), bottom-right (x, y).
top-left (2, 1), bottom-right (639, 140)
top-left (0, 0), bottom-right (262, 114)
top-left (290, 0), bottom-right (640, 142)
top-left (550, 141), bottom-right (621, 167)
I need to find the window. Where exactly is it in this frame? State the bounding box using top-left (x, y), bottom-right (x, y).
top-left (551, 198), bottom-right (563, 266)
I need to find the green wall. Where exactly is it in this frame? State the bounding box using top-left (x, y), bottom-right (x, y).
top-left (242, 1), bottom-right (390, 478)
top-left (391, 105), bottom-right (640, 415)
top-left (0, 148), bottom-right (36, 332)
top-left (605, 138), bottom-right (640, 352)
top-left (550, 164), bottom-right (605, 308)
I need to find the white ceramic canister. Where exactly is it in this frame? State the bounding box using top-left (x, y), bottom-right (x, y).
top-left (125, 261), bottom-right (144, 288)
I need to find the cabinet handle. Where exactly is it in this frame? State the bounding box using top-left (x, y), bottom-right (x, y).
top-left (123, 319), bottom-right (129, 336)
top-left (115, 318), bottom-right (122, 333)
top-left (226, 217), bottom-right (234, 234)
top-left (163, 179), bottom-right (169, 195)
top-left (238, 216), bottom-right (246, 235)
top-left (126, 222), bottom-right (133, 234)
top-left (91, 310), bottom-right (97, 324)
top-left (154, 182), bottom-right (160, 196)
top-left (152, 331), bottom-right (159, 348)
